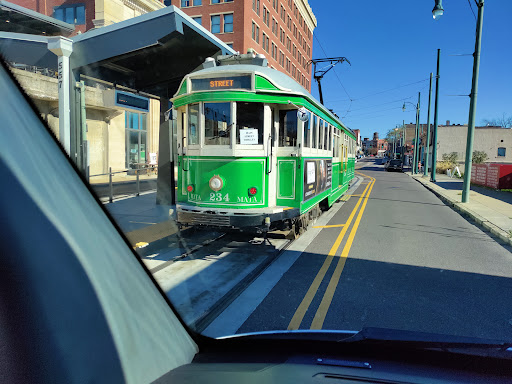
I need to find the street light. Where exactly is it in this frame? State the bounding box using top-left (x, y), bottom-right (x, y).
top-left (403, 94), bottom-right (421, 174)
top-left (432, 0), bottom-right (444, 20)
top-left (433, 1), bottom-right (485, 203)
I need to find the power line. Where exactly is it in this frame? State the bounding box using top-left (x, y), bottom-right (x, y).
top-left (330, 78), bottom-right (430, 102)
top-left (343, 106), bottom-right (403, 119)
top-left (467, 0), bottom-right (477, 21)
top-left (331, 95), bottom-right (414, 110)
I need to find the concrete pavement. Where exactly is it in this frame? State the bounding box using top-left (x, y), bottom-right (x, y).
top-left (410, 173), bottom-right (512, 246)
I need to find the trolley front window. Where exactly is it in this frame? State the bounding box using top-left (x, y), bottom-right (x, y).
top-left (236, 102), bottom-right (264, 145)
top-left (204, 102), bottom-right (232, 145)
top-left (188, 103), bottom-right (200, 145)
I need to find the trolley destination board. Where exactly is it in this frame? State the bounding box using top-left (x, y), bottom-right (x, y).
top-left (191, 75), bottom-right (252, 91)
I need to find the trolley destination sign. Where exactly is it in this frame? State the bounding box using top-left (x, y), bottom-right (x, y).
top-left (191, 75), bottom-right (252, 91)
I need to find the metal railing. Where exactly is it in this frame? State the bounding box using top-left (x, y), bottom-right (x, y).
top-left (89, 166), bottom-right (158, 203)
top-left (8, 62), bottom-right (58, 79)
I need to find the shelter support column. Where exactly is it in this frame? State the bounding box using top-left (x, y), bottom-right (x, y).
top-left (48, 37), bottom-right (73, 155)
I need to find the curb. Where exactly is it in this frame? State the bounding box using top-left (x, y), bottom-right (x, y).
top-left (410, 175), bottom-right (512, 247)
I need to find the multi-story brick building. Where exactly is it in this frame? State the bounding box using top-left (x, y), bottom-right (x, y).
top-left (13, 0), bottom-right (166, 35)
top-left (170, 0), bottom-right (317, 92)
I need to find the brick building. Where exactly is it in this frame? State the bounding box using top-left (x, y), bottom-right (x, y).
top-left (171, 0), bottom-right (317, 91)
top-left (13, 0), bottom-right (165, 35)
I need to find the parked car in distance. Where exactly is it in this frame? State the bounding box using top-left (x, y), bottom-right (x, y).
top-left (385, 159), bottom-right (403, 172)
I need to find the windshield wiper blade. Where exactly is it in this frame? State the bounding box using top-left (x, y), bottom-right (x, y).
top-left (338, 327), bottom-right (512, 350)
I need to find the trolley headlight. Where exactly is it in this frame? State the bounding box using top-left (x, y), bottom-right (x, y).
top-left (209, 175), bottom-right (224, 191)
top-left (248, 187), bottom-right (257, 196)
top-left (186, 185), bottom-right (194, 192)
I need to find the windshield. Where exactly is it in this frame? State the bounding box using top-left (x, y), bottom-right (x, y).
top-left (2, 0), bottom-right (511, 347)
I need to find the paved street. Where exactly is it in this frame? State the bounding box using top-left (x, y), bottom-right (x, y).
top-left (228, 159), bottom-right (512, 340)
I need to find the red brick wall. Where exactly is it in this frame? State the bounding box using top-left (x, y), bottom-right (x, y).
top-left (173, 0), bottom-right (314, 92)
top-left (171, 0), bottom-right (243, 49)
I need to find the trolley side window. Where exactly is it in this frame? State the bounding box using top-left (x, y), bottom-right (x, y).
top-left (324, 122), bottom-right (329, 151)
top-left (304, 113), bottom-right (313, 148)
top-left (188, 103), bottom-right (200, 145)
top-left (236, 102), bottom-right (264, 145)
top-left (314, 119), bottom-right (320, 149)
top-left (278, 110), bottom-right (298, 147)
top-left (204, 102), bottom-right (232, 145)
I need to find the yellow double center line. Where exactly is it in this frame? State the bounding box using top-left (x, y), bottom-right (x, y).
top-left (287, 172), bottom-right (375, 330)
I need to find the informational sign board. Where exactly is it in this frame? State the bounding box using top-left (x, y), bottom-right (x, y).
top-left (239, 129), bottom-right (258, 145)
top-left (191, 75), bottom-right (252, 91)
top-left (303, 159), bottom-right (332, 201)
top-left (115, 90), bottom-right (150, 112)
top-left (149, 153), bottom-right (157, 165)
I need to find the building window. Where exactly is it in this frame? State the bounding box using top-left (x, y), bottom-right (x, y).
top-left (226, 43), bottom-right (233, 48)
top-left (194, 0), bottom-right (202, 5)
top-left (253, 0), bottom-right (260, 15)
top-left (263, 7), bottom-right (269, 26)
top-left (125, 112), bottom-right (147, 168)
top-left (498, 147), bottom-right (506, 157)
top-left (211, 0), bottom-right (220, 3)
top-left (181, 0), bottom-right (190, 6)
top-left (224, 13), bottom-right (233, 32)
top-left (192, 16), bottom-right (202, 25)
top-left (262, 32), bottom-right (269, 51)
top-left (211, 15), bottom-right (221, 33)
top-left (252, 21), bottom-right (260, 42)
top-left (286, 58), bottom-right (290, 72)
top-left (53, 4), bottom-right (85, 25)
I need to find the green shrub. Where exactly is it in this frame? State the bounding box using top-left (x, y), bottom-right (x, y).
top-left (442, 152), bottom-right (458, 165)
top-left (473, 151), bottom-right (488, 164)
top-left (436, 161), bottom-right (453, 174)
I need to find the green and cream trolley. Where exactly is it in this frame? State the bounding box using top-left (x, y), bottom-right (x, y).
top-left (173, 54), bottom-right (356, 233)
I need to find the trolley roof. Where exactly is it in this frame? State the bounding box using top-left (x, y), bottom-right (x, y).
top-left (174, 62), bottom-right (355, 139)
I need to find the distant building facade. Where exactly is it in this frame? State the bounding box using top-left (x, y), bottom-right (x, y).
top-left (14, 0), bottom-right (165, 35)
top-left (171, 0), bottom-right (317, 91)
top-left (402, 120), bottom-right (512, 167)
top-left (434, 123), bottom-right (512, 164)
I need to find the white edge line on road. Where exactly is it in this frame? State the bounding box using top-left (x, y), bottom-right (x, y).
top-left (202, 175), bottom-right (364, 338)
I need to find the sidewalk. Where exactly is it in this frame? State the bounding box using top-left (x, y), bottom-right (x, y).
top-left (410, 173), bottom-right (512, 246)
top-left (104, 192), bottom-right (178, 247)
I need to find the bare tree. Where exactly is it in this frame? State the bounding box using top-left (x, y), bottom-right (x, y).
top-left (481, 113), bottom-right (512, 128)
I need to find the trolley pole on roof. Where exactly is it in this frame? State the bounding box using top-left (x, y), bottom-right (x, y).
top-left (308, 57), bottom-right (351, 105)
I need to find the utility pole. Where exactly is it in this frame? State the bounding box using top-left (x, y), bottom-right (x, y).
top-left (424, 73), bottom-right (433, 177)
top-left (413, 92), bottom-right (421, 174)
top-left (462, 0), bottom-right (484, 203)
top-left (431, 49), bottom-right (441, 182)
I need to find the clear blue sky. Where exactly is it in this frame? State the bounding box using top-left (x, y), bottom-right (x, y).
top-left (308, 0), bottom-right (512, 140)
